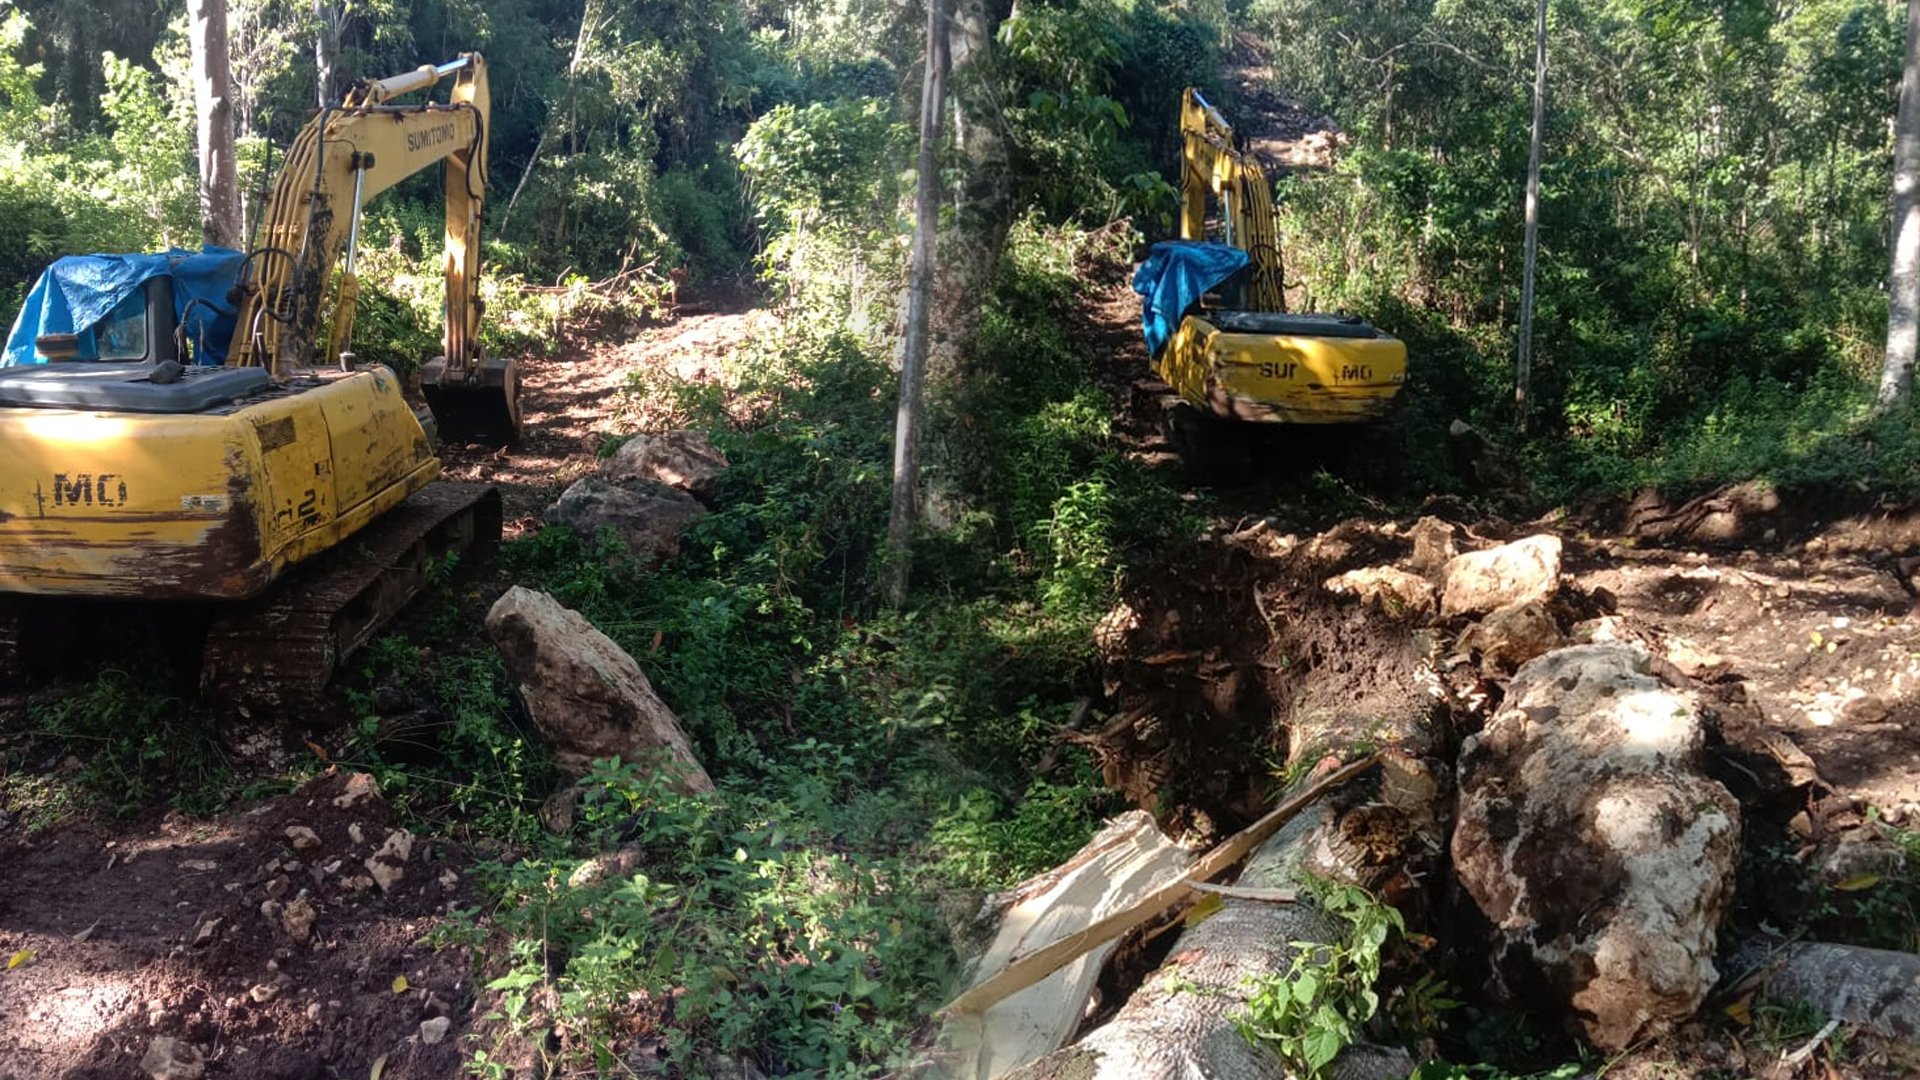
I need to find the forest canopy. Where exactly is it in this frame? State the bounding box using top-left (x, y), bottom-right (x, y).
top-left (0, 0), bottom-right (1910, 492)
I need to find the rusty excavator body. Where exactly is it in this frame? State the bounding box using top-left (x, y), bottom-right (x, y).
top-left (0, 53), bottom-right (519, 735)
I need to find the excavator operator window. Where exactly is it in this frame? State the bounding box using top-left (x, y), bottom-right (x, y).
top-left (72, 277), bottom-right (179, 366)
top-left (1201, 265), bottom-right (1252, 312)
top-left (91, 289), bottom-right (150, 361)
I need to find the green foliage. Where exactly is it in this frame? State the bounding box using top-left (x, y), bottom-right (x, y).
top-left (26, 663), bottom-right (233, 817)
top-left (340, 632), bottom-right (552, 847)
top-left (1795, 812), bottom-right (1920, 953)
top-left (463, 758), bottom-right (954, 1076)
top-left (735, 97), bottom-right (910, 331)
top-left (1249, 0), bottom-right (1909, 497)
top-left (935, 218), bottom-right (1192, 646)
top-left (1233, 883), bottom-right (1405, 1076)
top-left (655, 162), bottom-right (748, 277)
top-left (931, 769), bottom-right (1116, 888)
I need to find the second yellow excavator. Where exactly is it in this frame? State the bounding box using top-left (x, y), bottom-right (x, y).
top-left (1137, 89), bottom-right (1406, 426)
top-left (0, 53), bottom-right (517, 726)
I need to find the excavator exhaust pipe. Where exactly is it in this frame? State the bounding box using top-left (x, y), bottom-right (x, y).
top-left (421, 355), bottom-right (522, 446)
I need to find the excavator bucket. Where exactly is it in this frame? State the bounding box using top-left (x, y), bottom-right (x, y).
top-left (421, 355), bottom-right (522, 446)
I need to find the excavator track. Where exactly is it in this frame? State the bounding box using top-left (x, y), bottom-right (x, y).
top-left (200, 480), bottom-right (501, 746)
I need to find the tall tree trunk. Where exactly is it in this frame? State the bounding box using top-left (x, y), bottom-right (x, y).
top-left (1515, 0), bottom-right (1547, 434)
top-left (313, 0), bottom-right (341, 108)
top-left (884, 0), bottom-right (950, 608)
top-left (501, 0), bottom-right (605, 235)
top-left (1878, 0), bottom-right (1920, 414)
top-left (928, 0), bottom-right (1012, 380)
top-left (191, 0), bottom-right (242, 250)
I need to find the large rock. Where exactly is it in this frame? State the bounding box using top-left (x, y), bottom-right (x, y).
top-left (1405, 515), bottom-right (1462, 576)
top-left (486, 587), bottom-right (714, 791)
top-left (601, 430), bottom-right (729, 502)
top-left (140, 1037), bottom-right (205, 1080)
top-left (1439, 534), bottom-right (1562, 617)
top-left (1324, 565), bottom-right (1436, 616)
top-left (1459, 598), bottom-right (1565, 672)
top-left (544, 477), bottom-right (705, 564)
top-left (1452, 645), bottom-right (1740, 1051)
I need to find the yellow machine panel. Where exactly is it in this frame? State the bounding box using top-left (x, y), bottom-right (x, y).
top-left (0, 53), bottom-right (512, 719)
top-left (1156, 314), bottom-right (1408, 424)
top-left (0, 366), bottom-right (436, 601)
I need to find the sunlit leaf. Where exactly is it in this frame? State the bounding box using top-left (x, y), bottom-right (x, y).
top-left (1184, 892), bottom-right (1224, 926)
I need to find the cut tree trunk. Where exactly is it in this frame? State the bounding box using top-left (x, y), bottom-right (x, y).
top-left (1746, 940), bottom-right (1920, 1043)
top-left (945, 811), bottom-right (1195, 1079)
top-left (969, 523), bottom-right (1446, 1080)
top-left (997, 732), bottom-right (1440, 1080)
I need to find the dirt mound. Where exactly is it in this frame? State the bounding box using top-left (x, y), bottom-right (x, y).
top-left (0, 771), bottom-right (479, 1080)
top-left (1093, 518), bottom-right (1435, 838)
top-left (1579, 479), bottom-right (1920, 556)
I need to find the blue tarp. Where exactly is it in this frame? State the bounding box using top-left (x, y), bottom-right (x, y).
top-left (3, 246), bottom-right (246, 367)
top-left (1131, 240), bottom-right (1250, 358)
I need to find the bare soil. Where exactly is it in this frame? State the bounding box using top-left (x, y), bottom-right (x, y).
top-left (0, 772), bottom-right (477, 1080)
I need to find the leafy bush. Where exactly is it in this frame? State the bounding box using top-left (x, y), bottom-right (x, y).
top-left (735, 98), bottom-right (910, 332)
top-left (1235, 884), bottom-right (1406, 1077)
top-left (26, 652), bottom-right (232, 817)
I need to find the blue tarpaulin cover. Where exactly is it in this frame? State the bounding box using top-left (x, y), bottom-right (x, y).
top-left (3, 246), bottom-right (246, 367)
top-left (1130, 240), bottom-right (1250, 358)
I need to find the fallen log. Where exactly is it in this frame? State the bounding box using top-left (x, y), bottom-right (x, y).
top-left (943, 751), bottom-right (1385, 1020)
top-left (994, 742), bottom-right (1441, 1080)
top-left (945, 811), bottom-right (1195, 1079)
top-left (1743, 940), bottom-right (1920, 1043)
top-left (970, 531), bottom-right (1447, 1080)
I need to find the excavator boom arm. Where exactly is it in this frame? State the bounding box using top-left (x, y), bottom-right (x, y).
top-left (229, 54), bottom-right (490, 382)
top-left (1179, 88), bottom-right (1285, 312)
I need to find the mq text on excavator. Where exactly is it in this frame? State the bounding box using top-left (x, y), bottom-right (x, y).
top-left (1135, 88), bottom-right (1405, 428)
top-left (0, 52), bottom-right (518, 723)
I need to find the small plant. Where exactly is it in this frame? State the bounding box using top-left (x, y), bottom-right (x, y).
top-left (27, 664), bottom-right (231, 816)
top-left (457, 758), bottom-right (955, 1076)
top-left (1233, 883), bottom-right (1405, 1076)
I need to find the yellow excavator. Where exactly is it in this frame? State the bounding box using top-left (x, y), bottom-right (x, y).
top-left (0, 53), bottom-right (516, 725)
top-left (1140, 88), bottom-right (1405, 425)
